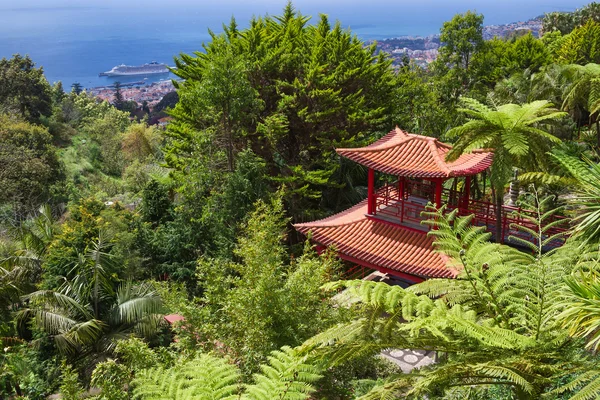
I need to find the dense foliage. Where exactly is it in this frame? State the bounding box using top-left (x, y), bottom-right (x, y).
top-left (169, 4), bottom-right (396, 221)
top-left (3, 2), bottom-right (600, 399)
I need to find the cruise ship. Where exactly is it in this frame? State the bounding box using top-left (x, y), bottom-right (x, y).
top-left (99, 62), bottom-right (169, 77)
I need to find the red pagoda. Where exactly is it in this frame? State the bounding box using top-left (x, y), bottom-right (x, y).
top-left (294, 127), bottom-right (497, 285)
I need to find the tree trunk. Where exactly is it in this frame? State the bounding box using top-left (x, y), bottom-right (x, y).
top-left (495, 188), bottom-right (504, 243)
top-left (596, 120), bottom-right (600, 150)
top-left (482, 170), bottom-right (487, 201)
top-left (224, 115), bottom-right (234, 172)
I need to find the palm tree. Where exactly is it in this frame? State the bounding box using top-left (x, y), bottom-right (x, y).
top-left (0, 205), bottom-right (57, 321)
top-left (446, 97), bottom-right (565, 242)
top-left (490, 64), bottom-right (565, 107)
top-left (17, 234), bottom-right (163, 358)
top-left (561, 63), bottom-right (600, 146)
top-left (2, 204), bottom-right (56, 273)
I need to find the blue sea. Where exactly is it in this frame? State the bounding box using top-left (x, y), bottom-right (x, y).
top-left (0, 0), bottom-right (587, 89)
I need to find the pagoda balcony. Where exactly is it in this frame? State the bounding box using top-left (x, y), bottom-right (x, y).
top-left (371, 180), bottom-right (568, 249)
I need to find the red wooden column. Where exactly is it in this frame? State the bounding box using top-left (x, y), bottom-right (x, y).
top-left (367, 168), bottom-right (376, 215)
top-left (462, 176), bottom-right (471, 212)
top-left (399, 177), bottom-right (405, 222)
top-left (398, 177), bottom-right (405, 200)
top-left (434, 178), bottom-right (443, 208)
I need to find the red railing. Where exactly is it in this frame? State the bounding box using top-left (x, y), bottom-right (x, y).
top-left (344, 264), bottom-right (374, 280)
top-left (373, 182), bottom-right (568, 249)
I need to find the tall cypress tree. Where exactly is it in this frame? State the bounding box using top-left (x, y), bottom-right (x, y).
top-left (167, 4), bottom-right (396, 221)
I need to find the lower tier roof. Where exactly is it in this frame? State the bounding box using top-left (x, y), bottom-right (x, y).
top-left (294, 200), bottom-right (457, 280)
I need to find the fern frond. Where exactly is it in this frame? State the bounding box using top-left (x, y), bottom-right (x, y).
top-left (132, 354), bottom-right (241, 400)
top-left (244, 346), bottom-right (322, 400)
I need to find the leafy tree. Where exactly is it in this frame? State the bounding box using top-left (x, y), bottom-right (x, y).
top-left (59, 361), bottom-right (84, 400)
top-left (121, 123), bottom-right (162, 162)
top-left (140, 179), bottom-right (172, 226)
top-left (432, 11), bottom-right (485, 99)
top-left (71, 82), bottom-right (83, 95)
top-left (0, 340), bottom-right (62, 399)
top-left (437, 11), bottom-right (484, 75)
top-left (172, 35), bottom-right (260, 172)
top-left (135, 150), bottom-right (268, 283)
top-left (392, 63), bottom-right (445, 135)
top-left (508, 32), bottom-right (552, 73)
top-left (195, 194), bottom-right (340, 372)
top-left (169, 5), bottom-right (396, 220)
top-left (556, 20), bottom-right (600, 65)
top-left (51, 81), bottom-right (66, 105)
top-left (445, 98), bottom-right (565, 242)
top-left (80, 105), bottom-right (131, 176)
top-left (43, 198), bottom-right (140, 287)
top-left (142, 100), bottom-right (150, 116)
top-left (0, 115), bottom-right (64, 215)
top-left (152, 91), bottom-right (178, 115)
top-left (0, 55), bottom-right (52, 122)
top-left (473, 34), bottom-right (550, 92)
top-left (113, 81), bottom-right (124, 110)
top-left (542, 2), bottom-right (600, 35)
top-left (91, 359), bottom-right (130, 400)
top-left (560, 63), bottom-right (600, 146)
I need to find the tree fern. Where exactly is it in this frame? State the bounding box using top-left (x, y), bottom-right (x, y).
top-left (445, 96), bottom-right (565, 242)
top-left (243, 346), bottom-right (322, 400)
top-left (552, 150), bottom-right (600, 244)
top-left (300, 197), bottom-right (592, 398)
top-left (133, 354), bottom-right (241, 400)
top-left (132, 347), bottom-right (321, 400)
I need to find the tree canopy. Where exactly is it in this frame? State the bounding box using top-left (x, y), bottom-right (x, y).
top-left (0, 55), bottom-right (52, 122)
top-left (168, 4), bottom-right (396, 220)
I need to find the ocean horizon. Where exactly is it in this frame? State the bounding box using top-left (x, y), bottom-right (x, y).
top-left (0, 0), bottom-right (588, 89)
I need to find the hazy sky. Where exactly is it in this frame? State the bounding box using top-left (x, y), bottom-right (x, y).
top-left (0, 0), bottom-right (587, 35)
top-left (0, 0), bottom-right (586, 14)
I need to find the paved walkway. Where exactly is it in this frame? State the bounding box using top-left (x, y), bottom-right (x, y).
top-left (381, 348), bottom-right (436, 373)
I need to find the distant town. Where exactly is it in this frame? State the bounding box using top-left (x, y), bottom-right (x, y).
top-left (371, 17), bottom-right (543, 67)
top-left (89, 80), bottom-right (176, 109)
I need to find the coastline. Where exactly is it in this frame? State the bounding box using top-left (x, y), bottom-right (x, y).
top-left (84, 15), bottom-right (543, 104)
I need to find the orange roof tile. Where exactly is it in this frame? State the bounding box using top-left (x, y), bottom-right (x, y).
top-left (294, 200), bottom-right (457, 280)
top-left (337, 127), bottom-right (493, 178)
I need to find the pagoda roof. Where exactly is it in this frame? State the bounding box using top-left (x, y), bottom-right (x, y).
top-left (337, 127), bottom-right (493, 178)
top-left (294, 200), bottom-right (457, 280)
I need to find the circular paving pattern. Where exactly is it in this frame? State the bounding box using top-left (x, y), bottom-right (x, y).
top-left (381, 348), bottom-right (436, 373)
top-left (403, 354), bottom-right (419, 363)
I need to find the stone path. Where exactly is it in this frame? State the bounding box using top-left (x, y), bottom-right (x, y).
top-left (381, 348), bottom-right (436, 373)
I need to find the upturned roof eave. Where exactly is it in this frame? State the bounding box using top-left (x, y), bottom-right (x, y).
top-left (335, 128), bottom-right (493, 178)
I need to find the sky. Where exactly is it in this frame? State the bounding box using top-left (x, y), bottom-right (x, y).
top-left (0, 0), bottom-right (588, 41)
